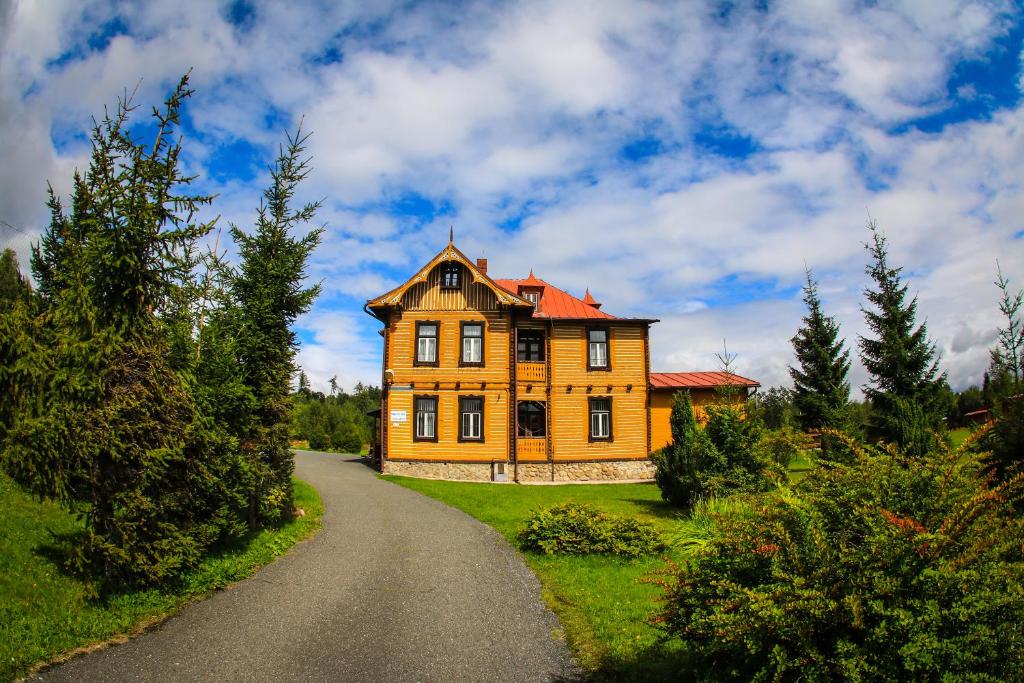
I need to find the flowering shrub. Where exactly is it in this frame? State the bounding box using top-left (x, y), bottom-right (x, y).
top-left (519, 503), bottom-right (665, 558)
top-left (653, 429), bottom-right (1024, 680)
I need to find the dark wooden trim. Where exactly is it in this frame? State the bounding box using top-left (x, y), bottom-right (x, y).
top-left (516, 399), bottom-right (548, 439)
top-left (550, 456), bottom-right (650, 463)
top-left (586, 325), bottom-right (612, 372)
top-left (588, 395), bottom-right (613, 442)
top-left (509, 321), bottom-right (518, 480)
top-left (412, 394), bottom-right (439, 442)
top-left (386, 458), bottom-right (510, 464)
top-left (458, 320), bottom-right (485, 367)
top-left (381, 320), bottom-right (391, 464)
top-left (413, 320), bottom-right (441, 367)
top-left (644, 324), bottom-right (652, 456)
top-left (440, 262), bottom-right (462, 290)
top-left (516, 327), bottom-right (546, 362)
top-left (546, 319), bottom-right (554, 463)
top-left (457, 394), bottom-right (485, 443)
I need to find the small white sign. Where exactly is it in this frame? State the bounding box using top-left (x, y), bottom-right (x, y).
top-left (390, 410), bottom-right (408, 423)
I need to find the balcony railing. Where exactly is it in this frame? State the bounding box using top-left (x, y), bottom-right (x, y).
top-left (517, 361), bottom-right (546, 383)
top-left (516, 438), bottom-right (547, 461)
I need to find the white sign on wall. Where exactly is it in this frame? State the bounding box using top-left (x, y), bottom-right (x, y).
top-left (390, 410), bottom-right (408, 423)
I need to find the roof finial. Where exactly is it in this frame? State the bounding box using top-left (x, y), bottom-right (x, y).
top-left (449, 225), bottom-right (454, 244)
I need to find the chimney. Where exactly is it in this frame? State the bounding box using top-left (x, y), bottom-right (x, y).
top-left (476, 258), bottom-right (488, 274)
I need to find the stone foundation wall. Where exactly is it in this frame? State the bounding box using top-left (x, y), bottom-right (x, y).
top-left (517, 460), bottom-right (655, 482)
top-left (383, 458), bottom-right (654, 482)
top-left (382, 460), bottom-right (494, 481)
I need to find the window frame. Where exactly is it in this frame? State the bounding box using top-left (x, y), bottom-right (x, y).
top-left (458, 395), bottom-right (485, 442)
top-left (517, 400), bottom-right (547, 438)
top-left (459, 320), bottom-right (485, 367)
top-left (517, 329), bottom-right (545, 363)
top-left (588, 396), bottom-right (613, 442)
top-left (440, 263), bottom-right (461, 290)
top-left (586, 326), bottom-right (611, 371)
top-left (414, 320), bottom-right (440, 367)
top-left (413, 395), bottom-right (439, 442)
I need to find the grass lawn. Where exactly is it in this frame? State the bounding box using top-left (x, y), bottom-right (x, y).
top-left (0, 473), bottom-right (323, 681)
top-left (385, 455), bottom-right (820, 679)
top-left (382, 475), bottom-right (692, 680)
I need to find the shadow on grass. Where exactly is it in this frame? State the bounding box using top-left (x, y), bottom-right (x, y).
top-left (585, 641), bottom-right (699, 682)
top-left (622, 498), bottom-right (685, 522)
top-left (33, 511), bottom-right (300, 603)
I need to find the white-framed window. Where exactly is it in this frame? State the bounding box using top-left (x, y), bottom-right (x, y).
top-left (416, 322), bottom-right (438, 365)
top-left (415, 396), bottom-right (437, 440)
top-left (588, 328), bottom-right (608, 369)
top-left (589, 397), bottom-right (611, 440)
top-left (525, 291), bottom-right (539, 307)
top-left (459, 396), bottom-right (483, 441)
top-left (461, 322), bottom-right (483, 365)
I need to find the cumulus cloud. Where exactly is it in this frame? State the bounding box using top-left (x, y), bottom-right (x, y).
top-left (1, 0), bottom-right (1022, 393)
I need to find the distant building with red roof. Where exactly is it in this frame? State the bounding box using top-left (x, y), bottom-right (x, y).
top-left (364, 237), bottom-right (758, 482)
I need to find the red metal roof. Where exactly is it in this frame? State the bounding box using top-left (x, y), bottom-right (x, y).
top-left (494, 276), bottom-right (618, 320)
top-left (650, 371), bottom-right (761, 389)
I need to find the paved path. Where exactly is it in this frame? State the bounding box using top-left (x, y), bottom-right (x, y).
top-left (38, 451), bottom-right (578, 682)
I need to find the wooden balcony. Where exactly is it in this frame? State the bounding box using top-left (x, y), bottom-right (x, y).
top-left (516, 438), bottom-right (547, 461)
top-left (517, 361), bottom-right (546, 383)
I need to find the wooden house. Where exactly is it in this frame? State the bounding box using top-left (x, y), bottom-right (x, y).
top-left (364, 237), bottom-right (758, 482)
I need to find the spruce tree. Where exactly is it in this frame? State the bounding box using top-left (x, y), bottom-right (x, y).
top-left (789, 268), bottom-right (850, 433)
top-left (0, 249), bottom-right (32, 308)
top-left (229, 128), bottom-right (323, 524)
top-left (981, 263), bottom-right (1024, 482)
top-left (3, 73), bottom-right (225, 583)
top-left (989, 262), bottom-right (1023, 393)
top-left (858, 221), bottom-right (945, 451)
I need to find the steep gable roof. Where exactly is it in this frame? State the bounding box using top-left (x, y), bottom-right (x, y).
top-left (366, 242), bottom-right (533, 311)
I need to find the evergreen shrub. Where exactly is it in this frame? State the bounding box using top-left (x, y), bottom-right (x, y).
top-left (652, 392), bottom-right (782, 508)
top-left (519, 503), bottom-right (664, 558)
top-left (653, 429), bottom-right (1024, 681)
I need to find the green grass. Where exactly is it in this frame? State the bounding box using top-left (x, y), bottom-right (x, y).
top-left (382, 475), bottom-right (692, 679)
top-left (0, 473), bottom-right (323, 681)
top-left (950, 427), bottom-right (972, 449)
top-left (787, 447), bottom-right (817, 483)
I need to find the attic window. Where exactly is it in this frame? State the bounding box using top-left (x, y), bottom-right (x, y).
top-left (524, 291), bottom-right (539, 306)
top-left (441, 264), bottom-right (460, 289)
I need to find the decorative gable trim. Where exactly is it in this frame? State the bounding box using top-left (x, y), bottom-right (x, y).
top-left (367, 242), bottom-right (534, 310)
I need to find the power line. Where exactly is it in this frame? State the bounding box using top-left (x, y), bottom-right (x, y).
top-left (0, 218), bottom-right (33, 238)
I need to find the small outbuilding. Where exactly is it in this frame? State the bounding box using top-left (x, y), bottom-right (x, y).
top-left (649, 371), bottom-right (761, 451)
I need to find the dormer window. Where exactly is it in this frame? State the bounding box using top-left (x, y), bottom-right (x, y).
top-left (524, 291), bottom-right (540, 307)
top-left (441, 264), bottom-right (460, 289)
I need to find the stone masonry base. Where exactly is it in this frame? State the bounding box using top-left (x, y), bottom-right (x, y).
top-left (382, 459), bottom-right (655, 483)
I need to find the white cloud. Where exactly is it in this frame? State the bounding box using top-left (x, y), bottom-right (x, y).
top-left (1, 0), bottom-right (1021, 396)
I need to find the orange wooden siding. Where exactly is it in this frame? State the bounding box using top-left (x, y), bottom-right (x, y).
top-left (649, 388), bottom-right (748, 451)
top-left (386, 389), bottom-right (510, 462)
top-left (547, 324), bottom-right (649, 460)
top-left (387, 310), bottom-right (510, 386)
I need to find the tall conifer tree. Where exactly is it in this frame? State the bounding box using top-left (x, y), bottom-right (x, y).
top-left (858, 221), bottom-right (945, 451)
top-left (789, 268), bottom-right (850, 432)
top-left (229, 128), bottom-right (323, 524)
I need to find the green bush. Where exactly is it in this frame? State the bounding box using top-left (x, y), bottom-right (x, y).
top-left (981, 396), bottom-right (1024, 484)
top-left (653, 429), bottom-right (1024, 681)
top-left (519, 503), bottom-right (664, 558)
top-left (756, 426), bottom-right (807, 469)
top-left (652, 392), bottom-right (782, 508)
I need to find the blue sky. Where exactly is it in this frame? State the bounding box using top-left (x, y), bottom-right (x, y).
top-left (1, 0), bottom-right (1023, 395)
